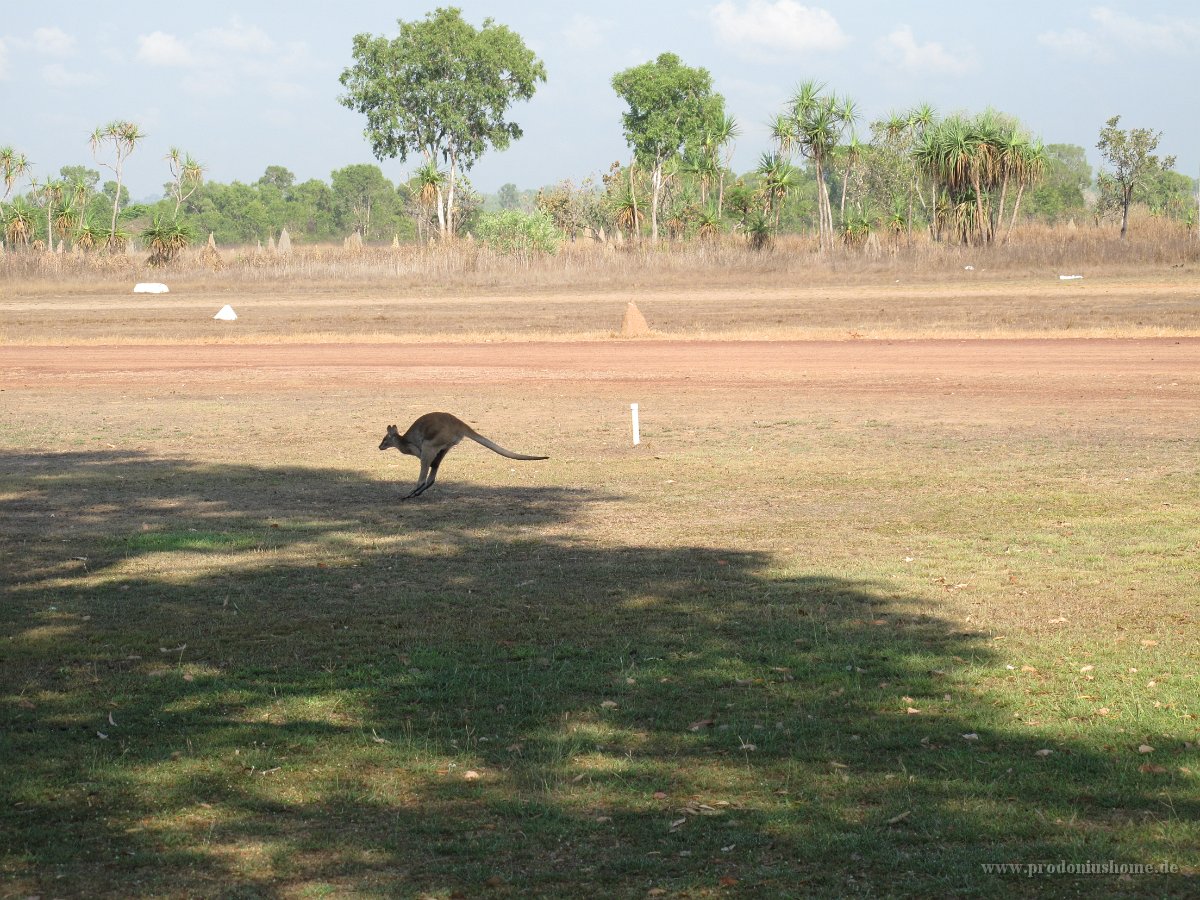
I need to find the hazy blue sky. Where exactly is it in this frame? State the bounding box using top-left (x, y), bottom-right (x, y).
top-left (3, 1), bottom-right (1197, 199)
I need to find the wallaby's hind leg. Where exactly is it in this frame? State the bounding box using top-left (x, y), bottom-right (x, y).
top-left (404, 446), bottom-right (451, 500)
top-left (401, 457), bottom-right (433, 500)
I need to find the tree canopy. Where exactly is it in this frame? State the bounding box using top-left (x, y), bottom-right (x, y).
top-left (1096, 115), bottom-right (1177, 238)
top-left (338, 6), bottom-right (545, 240)
top-left (612, 52), bottom-right (726, 241)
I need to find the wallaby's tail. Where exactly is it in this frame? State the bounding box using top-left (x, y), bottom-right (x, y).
top-left (467, 430), bottom-right (549, 461)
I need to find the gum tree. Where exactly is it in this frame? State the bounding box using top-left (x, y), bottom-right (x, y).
top-left (1096, 115), bottom-right (1176, 239)
top-left (612, 53), bottom-right (726, 242)
top-left (338, 6), bottom-right (545, 240)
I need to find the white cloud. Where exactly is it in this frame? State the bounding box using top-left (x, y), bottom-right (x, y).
top-left (709, 1), bottom-right (849, 57)
top-left (562, 14), bottom-right (613, 50)
top-left (1035, 27), bottom-right (1100, 59)
top-left (136, 31), bottom-right (197, 67)
top-left (199, 18), bottom-right (276, 56)
top-left (41, 63), bottom-right (97, 88)
top-left (135, 18), bottom-right (313, 103)
top-left (876, 25), bottom-right (976, 76)
top-left (1038, 6), bottom-right (1200, 60)
top-left (33, 27), bottom-right (76, 57)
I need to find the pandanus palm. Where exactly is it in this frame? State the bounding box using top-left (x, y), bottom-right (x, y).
top-left (774, 80), bottom-right (857, 251)
top-left (413, 161), bottom-right (445, 240)
top-left (755, 151), bottom-right (798, 230)
top-left (0, 146), bottom-right (29, 205)
top-left (90, 120), bottom-right (145, 250)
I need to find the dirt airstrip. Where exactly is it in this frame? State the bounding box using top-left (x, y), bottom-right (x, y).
top-left (4, 338), bottom-right (1197, 416)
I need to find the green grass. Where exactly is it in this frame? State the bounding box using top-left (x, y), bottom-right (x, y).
top-left (2, 378), bottom-right (1198, 898)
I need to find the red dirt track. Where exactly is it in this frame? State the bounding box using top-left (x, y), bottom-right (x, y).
top-left (4, 338), bottom-right (1198, 386)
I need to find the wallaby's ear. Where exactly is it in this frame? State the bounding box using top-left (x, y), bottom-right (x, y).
top-left (387, 424), bottom-right (398, 433)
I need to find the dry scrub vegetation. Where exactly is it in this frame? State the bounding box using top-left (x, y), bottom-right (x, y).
top-left (3, 216), bottom-right (1198, 292)
top-left (3, 218), bottom-right (1199, 345)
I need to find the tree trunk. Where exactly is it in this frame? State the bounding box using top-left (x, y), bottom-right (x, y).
top-left (650, 161), bottom-right (662, 242)
top-left (446, 153), bottom-right (458, 239)
top-left (1004, 183), bottom-right (1027, 243)
top-left (996, 173), bottom-right (1010, 243)
top-left (1120, 184), bottom-right (1132, 239)
top-left (110, 171), bottom-right (123, 249)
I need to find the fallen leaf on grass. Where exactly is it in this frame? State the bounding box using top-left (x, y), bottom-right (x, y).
top-left (1138, 763), bottom-right (1168, 774)
top-left (961, 733), bottom-right (980, 741)
top-left (719, 876), bottom-right (739, 887)
top-left (688, 718), bottom-right (715, 732)
top-left (1138, 744), bottom-right (1154, 754)
top-left (887, 810), bottom-right (912, 825)
top-left (601, 700), bottom-right (619, 709)
top-left (669, 817), bottom-right (687, 831)
top-left (652, 791), bottom-right (668, 800)
top-left (463, 770), bottom-right (481, 781)
top-left (1035, 749), bottom-right (1054, 757)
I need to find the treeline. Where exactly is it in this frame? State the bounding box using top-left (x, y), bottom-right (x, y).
top-left (1, 6), bottom-right (1196, 258)
top-left (1, 143), bottom-right (1193, 256)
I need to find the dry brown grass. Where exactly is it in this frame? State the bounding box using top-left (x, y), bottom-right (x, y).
top-left (2, 213), bottom-right (1197, 293)
top-left (2, 215), bottom-right (1198, 346)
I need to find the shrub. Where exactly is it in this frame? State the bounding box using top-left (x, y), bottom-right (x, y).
top-left (473, 210), bottom-right (562, 256)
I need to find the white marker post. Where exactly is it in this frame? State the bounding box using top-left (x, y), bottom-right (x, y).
top-left (631, 403), bottom-right (641, 445)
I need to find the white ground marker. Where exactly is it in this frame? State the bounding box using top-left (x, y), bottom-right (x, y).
top-left (631, 403), bottom-right (641, 445)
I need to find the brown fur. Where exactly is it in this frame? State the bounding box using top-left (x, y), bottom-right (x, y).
top-left (379, 412), bottom-right (548, 499)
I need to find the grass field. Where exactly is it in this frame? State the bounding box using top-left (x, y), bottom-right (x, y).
top-left (1, 263), bottom-right (1198, 897)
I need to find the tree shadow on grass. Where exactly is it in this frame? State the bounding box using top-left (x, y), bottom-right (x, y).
top-left (1, 451), bottom-right (1195, 897)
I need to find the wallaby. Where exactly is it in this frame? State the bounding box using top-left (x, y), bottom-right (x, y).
top-left (379, 412), bottom-right (549, 499)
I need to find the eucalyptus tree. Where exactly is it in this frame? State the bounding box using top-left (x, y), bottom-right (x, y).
top-left (612, 52), bottom-right (726, 241)
top-left (166, 148), bottom-right (205, 218)
top-left (90, 120), bottom-right (144, 249)
top-left (1025, 145), bottom-right (1090, 223)
top-left (330, 164), bottom-right (398, 240)
top-left (874, 104), bottom-right (936, 237)
top-left (339, 7), bottom-right (545, 240)
top-left (1096, 115), bottom-right (1177, 238)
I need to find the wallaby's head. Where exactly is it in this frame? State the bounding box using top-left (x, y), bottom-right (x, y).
top-left (379, 424), bottom-right (403, 451)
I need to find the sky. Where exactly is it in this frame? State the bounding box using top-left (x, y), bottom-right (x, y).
top-left (2, 1), bottom-right (1198, 201)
